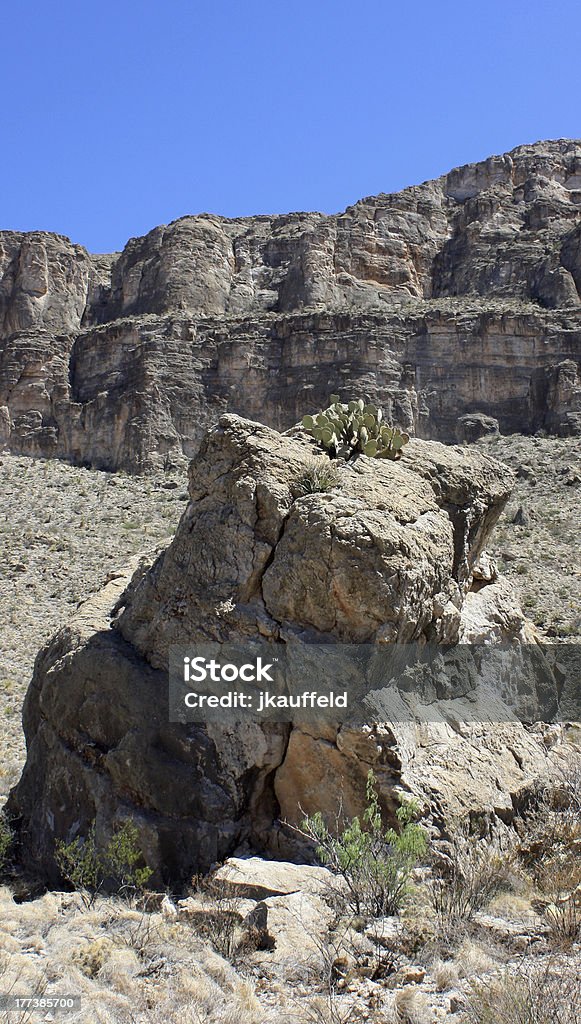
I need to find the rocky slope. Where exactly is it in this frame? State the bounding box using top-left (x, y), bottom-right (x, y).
top-left (7, 416), bottom-right (566, 887)
top-left (0, 453), bottom-right (187, 803)
top-left (1, 139), bottom-right (581, 471)
top-left (1, 858), bottom-right (580, 1024)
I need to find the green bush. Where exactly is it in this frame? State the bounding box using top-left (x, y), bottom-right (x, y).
top-left (302, 395), bottom-right (410, 461)
top-left (103, 821), bottom-right (153, 892)
top-left (55, 819), bottom-right (152, 905)
top-left (0, 812), bottom-right (12, 872)
top-left (299, 770), bottom-right (426, 917)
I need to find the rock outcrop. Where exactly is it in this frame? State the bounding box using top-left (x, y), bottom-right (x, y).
top-left (8, 416), bottom-right (555, 885)
top-left (1, 139), bottom-right (581, 471)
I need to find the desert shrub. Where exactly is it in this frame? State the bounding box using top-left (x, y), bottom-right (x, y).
top-left (302, 396), bottom-right (410, 461)
top-left (543, 889), bottom-right (581, 946)
top-left (292, 919), bottom-right (363, 1024)
top-left (55, 820), bottom-right (152, 906)
top-left (534, 858), bottom-right (581, 947)
top-left (101, 821), bottom-right (152, 892)
top-left (189, 874), bottom-right (272, 963)
top-left (73, 936), bottom-right (118, 978)
top-left (392, 987), bottom-right (430, 1024)
top-left (298, 771), bottom-right (427, 918)
top-left (432, 958), bottom-right (460, 992)
top-left (519, 756), bottom-right (581, 869)
top-left (189, 875), bottom-right (242, 961)
top-left (465, 960), bottom-right (581, 1024)
top-left (55, 822), bottom-right (101, 896)
top-left (429, 829), bottom-right (512, 933)
top-left (0, 812), bottom-right (12, 872)
top-left (518, 756), bottom-right (581, 945)
top-left (294, 458), bottom-right (341, 495)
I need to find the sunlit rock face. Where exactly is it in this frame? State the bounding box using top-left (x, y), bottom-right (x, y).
top-left (2, 139), bottom-right (581, 471)
top-left (8, 416), bottom-right (555, 886)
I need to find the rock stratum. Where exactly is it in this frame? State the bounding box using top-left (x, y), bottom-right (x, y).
top-left (8, 416), bottom-right (561, 886)
top-left (1, 139), bottom-right (581, 471)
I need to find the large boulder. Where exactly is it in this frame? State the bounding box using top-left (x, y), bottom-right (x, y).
top-left (455, 412), bottom-right (500, 444)
top-left (7, 416), bottom-right (553, 885)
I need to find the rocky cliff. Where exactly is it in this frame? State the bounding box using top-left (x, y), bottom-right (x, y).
top-left (1, 140), bottom-right (581, 470)
top-left (8, 416), bottom-right (557, 885)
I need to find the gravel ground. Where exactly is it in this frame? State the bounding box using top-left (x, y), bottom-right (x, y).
top-left (478, 434), bottom-right (581, 641)
top-left (0, 455), bottom-right (188, 800)
top-left (0, 435), bottom-right (579, 803)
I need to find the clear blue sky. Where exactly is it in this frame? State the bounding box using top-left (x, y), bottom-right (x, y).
top-left (2, 0), bottom-right (580, 253)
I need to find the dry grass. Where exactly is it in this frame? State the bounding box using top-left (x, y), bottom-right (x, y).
top-left (292, 458), bottom-right (341, 496)
top-left (0, 454), bottom-right (187, 801)
top-left (464, 958), bottom-right (581, 1024)
top-left (0, 886), bottom-right (283, 1024)
top-left (432, 957), bottom-right (460, 991)
top-left (392, 987), bottom-right (430, 1023)
top-left (450, 936), bottom-right (499, 979)
top-left (536, 861), bottom-right (581, 948)
top-left (429, 830), bottom-right (513, 943)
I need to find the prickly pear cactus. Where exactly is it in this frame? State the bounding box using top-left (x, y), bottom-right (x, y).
top-left (302, 396), bottom-right (410, 461)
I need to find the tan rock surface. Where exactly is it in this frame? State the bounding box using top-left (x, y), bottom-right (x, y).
top-left (7, 415), bottom-right (558, 885)
top-left (1, 140), bottom-right (581, 471)
top-left (213, 856), bottom-right (336, 900)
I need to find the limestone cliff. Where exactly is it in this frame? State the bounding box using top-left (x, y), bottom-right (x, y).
top-left (1, 140), bottom-right (581, 470)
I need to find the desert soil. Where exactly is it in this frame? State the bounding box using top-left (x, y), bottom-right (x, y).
top-left (0, 456), bottom-right (187, 802)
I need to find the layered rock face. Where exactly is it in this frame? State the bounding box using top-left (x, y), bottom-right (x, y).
top-left (1, 140), bottom-right (581, 470)
top-left (8, 417), bottom-right (554, 885)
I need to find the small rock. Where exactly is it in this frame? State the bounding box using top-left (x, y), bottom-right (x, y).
top-left (472, 551), bottom-right (498, 582)
top-left (212, 856), bottom-right (336, 900)
top-left (449, 992), bottom-right (466, 1013)
top-left (365, 916), bottom-right (403, 948)
top-left (249, 890), bottom-right (333, 964)
top-left (516, 465), bottom-right (537, 484)
top-left (456, 413), bottom-right (500, 443)
top-left (512, 505), bottom-right (530, 526)
top-left (501, 548), bottom-right (519, 561)
top-left (395, 965), bottom-right (426, 985)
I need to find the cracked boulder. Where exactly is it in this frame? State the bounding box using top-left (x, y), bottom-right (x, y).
top-left (8, 415), bottom-right (552, 885)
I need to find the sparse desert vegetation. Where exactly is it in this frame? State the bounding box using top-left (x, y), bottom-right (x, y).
top-left (1, 764), bottom-right (580, 1023)
top-left (0, 455), bottom-right (186, 800)
top-left (0, 432), bottom-right (579, 1022)
top-left (480, 433), bottom-right (581, 642)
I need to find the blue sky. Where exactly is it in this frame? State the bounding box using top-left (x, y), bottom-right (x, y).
top-left (2, 0), bottom-right (580, 252)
